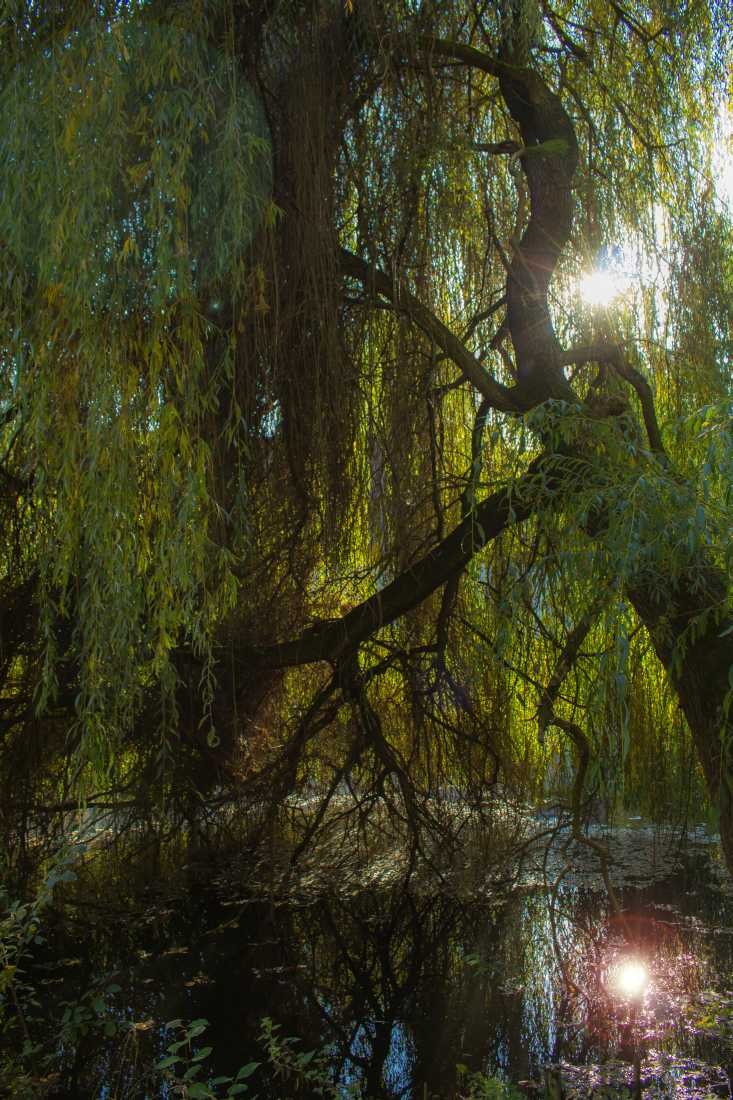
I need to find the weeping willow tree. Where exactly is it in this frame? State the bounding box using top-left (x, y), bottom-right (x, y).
top-left (1, 0), bottom-right (733, 869)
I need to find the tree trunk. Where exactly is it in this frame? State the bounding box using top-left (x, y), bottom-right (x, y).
top-left (628, 568), bottom-right (733, 866)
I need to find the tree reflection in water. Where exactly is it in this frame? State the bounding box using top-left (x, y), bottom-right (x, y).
top-left (36, 833), bottom-right (733, 1097)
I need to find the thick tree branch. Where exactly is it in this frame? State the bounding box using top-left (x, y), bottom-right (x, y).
top-left (406, 36), bottom-right (579, 404)
top-left (559, 341), bottom-right (668, 458)
top-left (340, 249), bottom-right (518, 411)
top-left (558, 342), bottom-right (617, 368)
top-left (609, 355), bottom-right (667, 460)
top-left (243, 453), bottom-right (568, 669)
top-left (411, 35), bottom-right (507, 78)
top-left (472, 140), bottom-right (521, 155)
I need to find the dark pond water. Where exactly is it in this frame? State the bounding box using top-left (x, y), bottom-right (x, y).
top-left (18, 819), bottom-right (733, 1098)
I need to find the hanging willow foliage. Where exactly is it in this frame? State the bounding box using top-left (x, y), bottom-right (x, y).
top-left (0, 7), bottom-right (273, 763)
top-left (1, 0), bottom-right (733, 865)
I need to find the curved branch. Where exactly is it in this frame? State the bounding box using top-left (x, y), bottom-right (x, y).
top-left (407, 36), bottom-right (579, 405)
top-left (243, 453), bottom-right (569, 669)
top-left (609, 355), bottom-right (668, 460)
top-left (497, 64), bottom-right (578, 398)
top-left (559, 340), bottom-right (668, 458)
top-left (547, 713), bottom-right (620, 913)
top-left (340, 249), bottom-right (518, 411)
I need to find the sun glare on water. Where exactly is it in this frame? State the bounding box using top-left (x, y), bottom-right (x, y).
top-left (609, 958), bottom-right (649, 1000)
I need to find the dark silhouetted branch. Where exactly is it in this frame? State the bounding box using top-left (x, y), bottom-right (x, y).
top-left (243, 453), bottom-right (571, 669)
top-left (340, 249), bottom-right (518, 411)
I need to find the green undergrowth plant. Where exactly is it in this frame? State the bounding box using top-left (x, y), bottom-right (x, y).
top-left (155, 1017), bottom-right (260, 1098)
top-left (259, 1015), bottom-right (353, 1098)
top-left (0, 836), bottom-right (143, 1097)
top-left (157, 1014), bottom-right (534, 1100)
top-left (0, 842), bottom-right (83, 1095)
top-left (456, 1064), bottom-right (526, 1100)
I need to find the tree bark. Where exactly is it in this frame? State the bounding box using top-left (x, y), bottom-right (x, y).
top-left (628, 570), bottom-right (733, 867)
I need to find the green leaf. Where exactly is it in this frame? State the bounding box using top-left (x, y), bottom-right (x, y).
top-left (235, 1062), bottom-right (260, 1080)
top-left (187, 1084), bottom-right (213, 1099)
top-left (155, 1055), bottom-right (180, 1070)
top-left (192, 1045), bottom-right (213, 1062)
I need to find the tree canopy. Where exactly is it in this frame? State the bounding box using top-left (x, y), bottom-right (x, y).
top-left (1, 0), bottom-right (733, 872)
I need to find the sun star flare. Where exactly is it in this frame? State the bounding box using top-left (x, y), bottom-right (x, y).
top-left (610, 958), bottom-right (649, 1000)
top-left (579, 268), bottom-right (629, 307)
